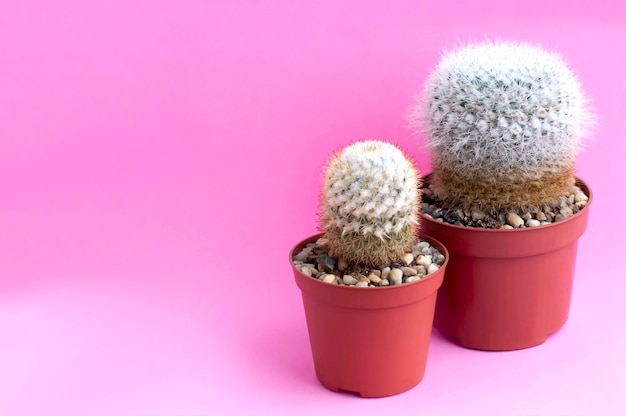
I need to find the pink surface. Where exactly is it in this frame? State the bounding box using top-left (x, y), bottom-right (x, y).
top-left (1, 1), bottom-right (625, 414)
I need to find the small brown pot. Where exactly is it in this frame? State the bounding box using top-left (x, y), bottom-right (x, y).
top-left (419, 176), bottom-right (592, 351)
top-left (291, 233), bottom-right (449, 397)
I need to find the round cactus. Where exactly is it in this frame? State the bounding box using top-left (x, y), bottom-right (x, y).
top-left (320, 140), bottom-right (421, 268)
top-left (413, 41), bottom-right (592, 210)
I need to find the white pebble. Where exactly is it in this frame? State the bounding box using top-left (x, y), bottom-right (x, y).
top-left (416, 255), bottom-right (432, 268)
top-left (427, 264), bottom-right (440, 275)
top-left (405, 275), bottom-right (421, 283)
top-left (355, 282), bottom-right (369, 287)
top-left (525, 219), bottom-right (541, 227)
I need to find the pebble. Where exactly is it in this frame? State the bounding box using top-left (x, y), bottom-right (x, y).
top-left (415, 241), bottom-right (431, 252)
top-left (535, 211), bottom-right (547, 221)
top-left (506, 212), bottom-right (525, 228)
top-left (402, 253), bottom-right (414, 266)
top-left (520, 212), bottom-right (532, 220)
top-left (554, 213), bottom-right (568, 222)
top-left (323, 274), bottom-right (337, 284)
top-left (401, 267), bottom-right (418, 277)
top-left (380, 279), bottom-right (390, 286)
top-left (471, 208), bottom-right (485, 220)
top-left (293, 251), bottom-right (309, 262)
top-left (421, 202), bottom-right (433, 214)
top-left (500, 224), bottom-right (514, 230)
top-left (560, 206), bottom-right (574, 217)
top-left (381, 267), bottom-right (391, 279)
top-left (389, 268), bottom-right (403, 286)
top-left (574, 192), bottom-right (589, 203)
top-left (525, 219), bottom-right (541, 227)
top-left (416, 255), bottom-right (432, 268)
top-left (355, 282), bottom-right (369, 287)
top-left (405, 275), bottom-right (421, 284)
top-left (342, 275), bottom-right (358, 285)
top-left (368, 273), bottom-right (381, 284)
top-left (427, 264), bottom-right (440, 275)
top-left (301, 267), bottom-right (313, 277)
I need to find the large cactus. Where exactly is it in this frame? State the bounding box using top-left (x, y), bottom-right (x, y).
top-left (320, 140), bottom-right (421, 268)
top-left (413, 41), bottom-right (592, 210)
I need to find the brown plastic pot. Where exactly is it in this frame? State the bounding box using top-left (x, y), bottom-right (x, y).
top-left (291, 233), bottom-right (448, 397)
top-left (419, 175), bottom-right (592, 351)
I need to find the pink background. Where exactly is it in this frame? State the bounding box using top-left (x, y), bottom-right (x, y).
top-left (1, 1), bottom-right (625, 414)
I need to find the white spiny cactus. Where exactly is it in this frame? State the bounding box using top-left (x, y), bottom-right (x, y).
top-left (412, 41), bottom-right (592, 209)
top-left (320, 140), bottom-right (421, 267)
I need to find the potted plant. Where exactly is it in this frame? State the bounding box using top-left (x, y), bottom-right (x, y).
top-left (290, 140), bottom-right (449, 397)
top-left (408, 41), bottom-right (594, 351)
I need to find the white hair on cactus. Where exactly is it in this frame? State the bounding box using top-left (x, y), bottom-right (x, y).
top-left (410, 41), bottom-right (593, 182)
top-left (319, 140), bottom-right (422, 267)
top-left (321, 140), bottom-right (419, 240)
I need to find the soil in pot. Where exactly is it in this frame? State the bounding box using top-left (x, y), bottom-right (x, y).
top-left (291, 233), bottom-right (448, 397)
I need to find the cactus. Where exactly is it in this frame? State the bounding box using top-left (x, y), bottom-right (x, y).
top-left (319, 140), bottom-right (421, 268)
top-left (412, 41), bottom-right (592, 210)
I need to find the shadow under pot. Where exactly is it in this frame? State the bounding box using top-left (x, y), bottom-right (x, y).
top-left (418, 174), bottom-right (592, 351)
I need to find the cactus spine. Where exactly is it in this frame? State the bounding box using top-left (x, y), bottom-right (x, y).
top-left (320, 140), bottom-right (421, 268)
top-left (413, 41), bottom-right (592, 211)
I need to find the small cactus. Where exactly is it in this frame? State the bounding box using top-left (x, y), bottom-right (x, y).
top-left (412, 41), bottom-right (593, 210)
top-left (319, 140), bottom-right (421, 268)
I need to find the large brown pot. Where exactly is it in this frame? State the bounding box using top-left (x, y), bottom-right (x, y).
top-left (419, 176), bottom-right (592, 351)
top-left (291, 233), bottom-right (449, 397)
